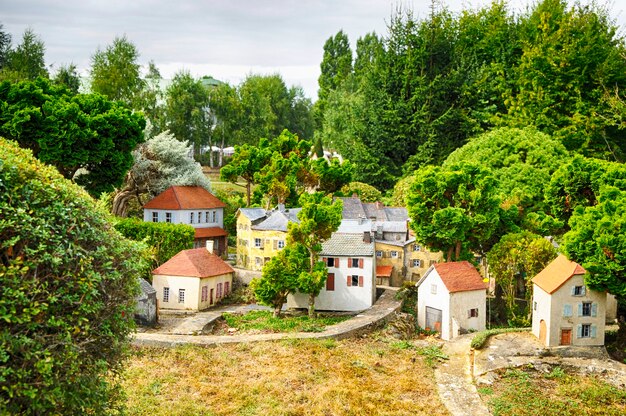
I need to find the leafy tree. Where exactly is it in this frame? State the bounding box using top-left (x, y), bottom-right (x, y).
top-left (0, 78), bottom-right (145, 196)
top-left (408, 162), bottom-right (506, 261)
top-left (0, 138), bottom-right (150, 414)
top-left (287, 192), bottom-right (343, 316)
top-left (338, 181), bottom-right (382, 203)
top-left (135, 61), bottom-right (166, 132)
top-left (316, 30), bottom-right (353, 126)
top-left (111, 127), bottom-right (211, 217)
top-left (220, 140), bottom-right (272, 206)
top-left (388, 175), bottom-right (415, 207)
top-left (52, 63), bottom-right (81, 94)
top-left (2, 28), bottom-right (48, 81)
top-left (250, 243), bottom-right (308, 317)
top-left (487, 231), bottom-right (557, 325)
top-left (208, 82), bottom-right (243, 166)
top-left (311, 158), bottom-right (353, 195)
top-left (0, 23), bottom-right (10, 70)
top-left (90, 35), bottom-right (143, 106)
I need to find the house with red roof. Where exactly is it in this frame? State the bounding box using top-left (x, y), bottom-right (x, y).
top-left (143, 186), bottom-right (228, 257)
top-left (531, 254), bottom-right (607, 347)
top-left (416, 261), bottom-right (487, 340)
top-left (152, 242), bottom-right (234, 311)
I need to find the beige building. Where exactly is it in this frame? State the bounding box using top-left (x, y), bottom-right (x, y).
top-left (531, 255), bottom-right (606, 347)
top-left (152, 242), bottom-right (234, 311)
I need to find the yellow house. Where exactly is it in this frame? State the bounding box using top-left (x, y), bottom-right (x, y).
top-left (406, 241), bottom-right (444, 283)
top-left (236, 205), bottom-right (301, 271)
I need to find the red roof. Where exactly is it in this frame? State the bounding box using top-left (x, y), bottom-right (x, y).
top-left (433, 261), bottom-right (487, 293)
top-left (144, 186), bottom-right (226, 210)
top-left (194, 227), bottom-right (228, 238)
top-left (153, 247), bottom-right (234, 278)
top-left (532, 254), bottom-right (586, 294)
top-left (376, 265), bottom-right (393, 277)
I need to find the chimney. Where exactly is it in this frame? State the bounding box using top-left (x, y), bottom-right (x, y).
top-left (206, 239), bottom-right (214, 254)
top-left (363, 231), bottom-right (371, 244)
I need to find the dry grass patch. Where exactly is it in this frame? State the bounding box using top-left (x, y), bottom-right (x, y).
top-left (123, 337), bottom-right (448, 416)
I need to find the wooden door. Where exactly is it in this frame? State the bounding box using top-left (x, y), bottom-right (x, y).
top-left (425, 306), bottom-right (443, 337)
top-left (539, 320), bottom-right (547, 345)
top-left (560, 328), bottom-right (572, 346)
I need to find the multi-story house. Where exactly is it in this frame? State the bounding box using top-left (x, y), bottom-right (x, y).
top-left (143, 186), bottom-right (228, 257)
top-left (235, 205), bottom-right (301, 271)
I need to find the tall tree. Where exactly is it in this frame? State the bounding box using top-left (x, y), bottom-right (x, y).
top-left (287, 192), bottom-right (343, 316)
top-left (220, 140), bottom-right (272, 206)
top-left (52, 63), bottom-right (81, 94)
top-left (0, 23), bottom-right (12, 70)
top-left (90, 35), bottom-right (143, 106)
top-left (208, 82), bottom-right (243, 166)
top-left (135, 61), bottom-right (166, 132)
top-left (3, 28), bottom-right (48, 81)
top-left (317, 30), bottom-right (353, 112)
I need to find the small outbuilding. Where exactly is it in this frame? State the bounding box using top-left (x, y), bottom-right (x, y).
top-left (416, 261), bottom-right (487, 340)
top-left (152, 241), bottom-right (234, 311)
top-left (531, 254), bottom-right (606, 347)
top-left (134, 278), bottom-right (157, 326)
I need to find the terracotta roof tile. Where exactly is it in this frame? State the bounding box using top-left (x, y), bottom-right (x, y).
top-left (532, 254), bottom-right (585, 294)
top-left (376, 265), bottom-right (393, 277)
top-left (194, 227), bottom-right (228, 238)
top-left (144, 186), bottom-right (226, 210)
top-left (434, 261), bottom-right (487, 293)
top-left (152, 248), bottom-right (234, 278)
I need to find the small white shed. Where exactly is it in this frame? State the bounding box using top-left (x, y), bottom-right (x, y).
top-left (416, 261), bottom-right (487, 340)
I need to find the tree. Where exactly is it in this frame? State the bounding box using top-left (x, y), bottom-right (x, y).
top-left (287, 193), bottom-right (343, 316)
top-left (220, 140), bottom-right (272, 206)
top-left (208, 82), bottom-right (243, 166)
top-left (111, 127), bottom-right (211, 217)
top-left (338, 181), bottom-right (382, 202)
top-left (407, 162), bottom-right (506, 261)
top-left (250, 244), bottom-right (308, 317)
top-left (487, 231), bottom-right (557, 325)
top-left (52, 63), bottom-right (81, 94)
top-left (316, 30), bottom-right (353, 124)
top-left (0, 23), bottom-right (11, 70)
top-left (90, 35), bottom-right (143, 106)
top-left (0, 78), bottom-right (146, 196)
top-left (0, 138), bottom-right (150, 414)
top-left (3, 28), bottom-right (48, 81)
top-left (135, 61), bottom-right (166, 132)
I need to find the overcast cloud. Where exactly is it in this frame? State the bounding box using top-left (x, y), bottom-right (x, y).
top-left (1, 0), bottom-right (624, 99)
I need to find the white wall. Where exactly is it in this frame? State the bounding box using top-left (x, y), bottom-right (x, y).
top-left (417, 269), bottom-right (451, 340)
top-left (531, 283), bottom-right (552, 345)
top-left (144, 208), bottom-right (224, 229)
top-left (337, 219), bottom-right (372, 234)
top-left (152, 272), bottom-right (232, 311)
top-left (287, 255), bottom-right (376, 312)
top-left (450, 289), bottom-right (486, 335)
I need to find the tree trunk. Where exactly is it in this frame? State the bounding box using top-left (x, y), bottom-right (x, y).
top-left (111, 188), bottom-right (136, 217)
top-left (455, 241), bottom-right (461, 261)
top-left (219, 134), bottom-right (225, 167)
top-left (273, 303), bottom-right (282, 318)
top-left (308, 294), bottom-right (316, 317)
top-left (246, 182), bottom-right (251, 207)
top-left (208, 136), bottom-right (215, 169)
top-left (447, 246), bottom-right (454, 262)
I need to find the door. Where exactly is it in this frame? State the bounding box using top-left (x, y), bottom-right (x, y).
top-left (560, 328), bottom-right (572, 346)
top-left (425, 306), bottom-right (443, 337)
top-left (539, 320), bottom-right (547, 345)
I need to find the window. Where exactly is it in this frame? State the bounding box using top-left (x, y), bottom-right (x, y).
top-left (255, 238), bottom-right (262, 248)
top-left (376, 251), bottom-right (383, 258)
top-left (582, 302), bottom-right (592, 317)
top-left (212, 210), bottom-right (217, 222)
top-left (198, 211), bottom-right (202, 223)
top-left (563, 304), bottom-right (573, 317)
top-left (351, 275), bottom-right (359, 286)
top-left (205, 211), bottom-right (210, 223)
top-left (580, 324), bottom-right (591, 338)
top-left (152, 212), bottom-right (159, 222)
top-left (277, 240), bottom-right (285, 249)
top-left (351, 258), bottom-right (359, 268)
top-left (468, 308), bottom-right (479, 318)
top-left (178, 289), bottom-right (185, 304)
top-left (163, 287), bottom-right (169, 302)
top-left (165, 212), bottom-right (172, 223)
top-left (413, 244), bottom-right (421, 252)
top-left (326, 257), bottom-right (335, 267)
top-left (391, 251), bottom-right (399, 258)
top-left (217, 283), bottom-right (223, 298)
top-left (430, 284), bottom-right (437, 295)
top-left (326, 273), bottom-right (335, 291)
top-left (573, 285), bottom-right (585, 296)
top-left (201, 286), bottom-right (208, 302)
top-left (412, 259), bottom-right (422, 267)
top-left (255, 257), bottom-right (262, 266)
top-left (190, 212), bottom-right (194, 224)
top-left (224, 282), bottom-right (230, 296)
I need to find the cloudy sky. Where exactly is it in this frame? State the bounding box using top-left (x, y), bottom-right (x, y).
top-left (2, 0), bottom-right (624, 99)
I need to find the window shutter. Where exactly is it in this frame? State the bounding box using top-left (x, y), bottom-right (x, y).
top-left (335, 258), bottom-right (340, 266)
top-left (581, 286), bottom-right (586, 296)
top-left (467, 309), bottom-right (471, 319)
top-left (273, 240), bottom-right (278, 250)
top-left (590, 325), bottom-right (597, 338)
top-left (358, 276), bottom-right (364, 287)
top-left (591, 303), bottom-right (597, 317)
top-left (346, 276), bottom-right (352, 287)
top-left (563, 304), bottom-right (572, 317)
top-left (326, 273), bottom-right (335, 291)
top-left (571, 286), bottom-right (576, 296)
top-left (385, 250), bottom-right (390, 258)
top-left (577, 324), bottom-right (582, 338)
top-left (348, 257), bottom-right (352, 267)
top-left (577, 303), bottom-right (583, 317)
top-left (359, 258), bottom-right (364, 269)
top-left (322, 257), bottom-right (327, 264)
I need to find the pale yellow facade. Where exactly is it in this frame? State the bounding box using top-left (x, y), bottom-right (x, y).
top-left (406, 243), bottom-right (444, 283)
top-left (374, 241), bottom-right (407, 287)
top-left (152, 272), bottom-right (233, 311)
top-left (236, 215), bottom-right (287, 271)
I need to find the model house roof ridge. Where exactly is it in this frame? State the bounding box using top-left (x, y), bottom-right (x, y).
top-left (532, 254), bottom-right (586, 294)
top-left (429, 261), bottom-right (487, 293)
top-left (320, 232), bottom-right (375, 256)
top-left (144, 186), bottom-right (226, 210)
top-left (153, 247), bottom-right (234, 278)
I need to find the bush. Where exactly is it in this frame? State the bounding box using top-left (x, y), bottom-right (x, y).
top-left (338, 181), bottom-right (383, 202)
top-left (114, 218), bottom-right (194, 266)
top-left (470, 327), bottom-right (531, 350)
top-left (0, 138), bottom-right (151, 414)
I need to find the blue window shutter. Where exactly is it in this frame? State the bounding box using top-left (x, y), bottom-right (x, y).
top-left (590, 325), bottom-right (597, 338)
top-left (563, 304), bottom-right (572, 317)
top-left (577, 303), bottom-right (583, 317)
top-left (571, 286), bottom-right (576, 296)
top-left (591, 303), bottom-right (598, 317)
top-left (577, 324), bottom-right (582, 338)
top-left (581, 286), bottom-right (586, 296)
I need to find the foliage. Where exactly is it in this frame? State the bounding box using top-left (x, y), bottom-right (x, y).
top-left (388, 175), bottom-right (415, 207)
top-left (337, 181), bottom-right (382, 202)
top-left (220, 139), bottom-right (272, 206)
top-left (90, 35), bottom-right (143, 107)
top-left (220, 310), bottom-right (348, 334)
top-left (0, 138), bottom-right (150, 414)
top-left (487, 231), bottom-right (557, 322)
top-left (470, 328), bottom-right (531, 350)
top-left (396, 281), bottom-right (418, 316)
top-left (52, 63), bottom-right (81, 94)
top-left (0, 23), bottom-right (10, 70)
top-left (408, 162), bottom-right (507, 261)
top-left (114, 218), bottom-right (195, 267)
top-left (111, 127), bottom-right (210, 217)
top-left (310, 157), bottom-right (353, 195)
top-left (0, 77), bottom-right (145, 196)
top-left (212, 188), bottom-right (245, 243)
top-left (1, 28), bottom-right (48, 81)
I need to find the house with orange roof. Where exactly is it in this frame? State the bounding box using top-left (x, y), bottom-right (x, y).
top-left (152, 241), bottom-right (234, 311)
top-left (416, 261), bottom-right (487, 340)
top-left (143, 186), bottom-right (228, 257)
top-left (531, 254), bottom-right (606, 347)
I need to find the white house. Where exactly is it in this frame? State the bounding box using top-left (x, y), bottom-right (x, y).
top-left (152, 242), bottom-right (234, 311)
top-left (287, 232), bottom-right (376, 312)
top-left (416, 261), bottom-right (487, 340)
top-left (531, 254), bottom-right (606, 347)
top-left (143, 186), bottom-right (228, 256)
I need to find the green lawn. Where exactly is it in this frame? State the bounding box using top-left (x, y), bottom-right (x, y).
top-left (216, 310), bottom-right (350, 334)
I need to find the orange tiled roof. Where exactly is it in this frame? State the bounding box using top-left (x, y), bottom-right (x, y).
top-left (376, 265), bottom-right (393, 277)
top-left (434, 261), bottom-right (487, 293)
top-left (532, 254), bottom-right (586, 294)
top-left (152, 247), bottom-right (234, 278)
top-left (144, 186), bottom-right (226, 210)
top-left (194, 227), bottom-right (228, 238)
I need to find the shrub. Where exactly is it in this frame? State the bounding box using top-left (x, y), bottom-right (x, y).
top-left (338, 181), bottom-right (383, 202)
top-left (0, 138), bottom-right (151, 414)
top-left (470, 327), bottom-right (531, 350)
top-left (114, 218), bottom-right (194, 266)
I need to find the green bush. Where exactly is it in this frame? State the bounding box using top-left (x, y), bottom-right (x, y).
top-left (0, 138), bottom-right (151, 414)
top-left (338, 181), bottom-right (383, 202)
top-left (470, 327), bottom-right (531, 350)
top-left (114, 218), bottom-right (194, 266)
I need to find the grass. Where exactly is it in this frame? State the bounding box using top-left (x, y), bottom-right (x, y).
top-left (479, 365), bottom-right (626, 416)
top-left (470, 327), bottom-right (531, 350)
top-left (123, 338), bottom-right (449, 416)
top-left (218, 310), bottom-right (350, 334)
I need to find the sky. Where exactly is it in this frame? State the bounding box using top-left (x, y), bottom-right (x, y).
top-left (1, 0), bottom-right (624, 100)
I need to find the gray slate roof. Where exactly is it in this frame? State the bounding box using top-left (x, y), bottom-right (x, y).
top-left (338, 197), bottom-right (408, 223)
top-left (320, 233), bottom-right (375, 257)
top-left (238, 208), bottom-right (268, 222)
top-left (138, 277), bottom-right (156, 295)
top-left (252, 208), bottom-right (301, 232)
